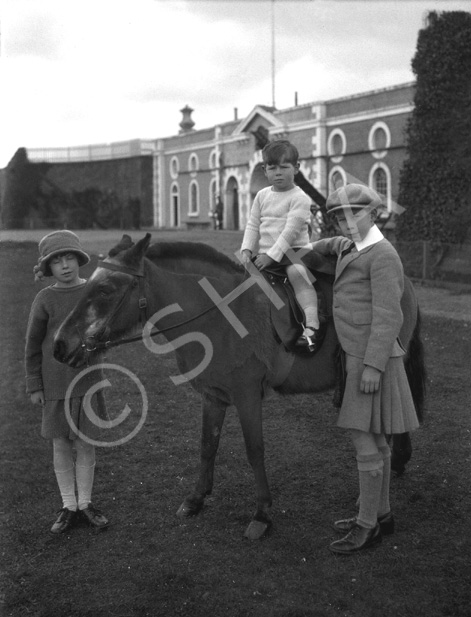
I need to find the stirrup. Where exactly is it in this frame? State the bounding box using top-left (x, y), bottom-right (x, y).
top-left (303, 327), bottom-right (319, 353)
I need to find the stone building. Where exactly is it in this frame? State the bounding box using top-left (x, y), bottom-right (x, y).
top-left (24, 82), bottom-right (415, 230)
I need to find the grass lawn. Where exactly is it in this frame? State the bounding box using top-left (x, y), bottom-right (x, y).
top-left (1, 232), bottom-right (470, 617)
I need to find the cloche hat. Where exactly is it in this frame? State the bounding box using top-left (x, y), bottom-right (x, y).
top-left (326, 184), bottom-right (384, 214)
top-left (35, 230), bottom-right (90, 279)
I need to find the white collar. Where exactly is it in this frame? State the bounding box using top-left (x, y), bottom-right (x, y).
top-left (355, 224), bottom-right (384, 251)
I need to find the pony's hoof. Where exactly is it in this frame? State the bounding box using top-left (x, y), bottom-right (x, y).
top-left (244, 519), bottom-right (271, 540)
top-left (176, 500), bottom-right (202, 518)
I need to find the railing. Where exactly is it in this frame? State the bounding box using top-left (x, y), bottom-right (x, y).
top-left (396, 240), bottom-right (471, 284)
top-left (26, 139), bottom-right (156, 163)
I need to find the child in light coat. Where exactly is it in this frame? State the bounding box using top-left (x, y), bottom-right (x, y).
top-left (308, 184), bottom-right (419, 554)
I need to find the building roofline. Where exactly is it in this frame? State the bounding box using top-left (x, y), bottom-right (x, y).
top-left (273, 81), bottom-right (416, 115)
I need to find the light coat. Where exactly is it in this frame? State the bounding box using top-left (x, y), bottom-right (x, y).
top-left (311, 236), bottom-right (406, 372)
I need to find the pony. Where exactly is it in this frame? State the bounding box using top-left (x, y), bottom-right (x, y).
top-left (54, 234), bottom-right (425, 539)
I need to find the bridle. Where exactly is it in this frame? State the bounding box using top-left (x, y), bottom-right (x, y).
top-left (80, 259), bottom-right (220, 353)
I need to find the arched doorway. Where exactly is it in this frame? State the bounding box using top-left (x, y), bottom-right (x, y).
top-left (171, 184), bottom-right (179, 227)
top-left (249, 163), bottom-right (270, 202)
top-left (225, 176), bottom-right (240, 230)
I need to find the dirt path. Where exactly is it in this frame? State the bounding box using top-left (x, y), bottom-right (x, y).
top-left (413, 284), bottom-right (470, 323)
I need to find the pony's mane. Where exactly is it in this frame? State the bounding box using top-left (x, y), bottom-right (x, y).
top-left (146, 241), bottom-right (244, 274)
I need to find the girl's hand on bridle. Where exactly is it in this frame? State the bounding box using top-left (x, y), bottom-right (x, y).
top-left (31, 390), bottom-right (45, 406)
top-left (360, 366), bottom-right (382, 394)
top-left (254, 254), bottom-right (275, 271)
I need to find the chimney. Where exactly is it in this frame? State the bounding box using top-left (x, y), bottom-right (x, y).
top-left (234, 107), bottom-right (238, 121)
top-left (294, 91), bottom-right (298, 106)
top-left (179, 105), bottom-right (195, 133)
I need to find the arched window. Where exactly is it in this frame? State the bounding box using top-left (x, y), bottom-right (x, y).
top-left (189, 153), bottom-right (199, 173)
top-left (369, 122), bottom-right (391, 159)
top-left (328, 129), bottom-right (346, 163)
top-left (170, 157), bottom-right (179, 179)
top-left (370, 163), bottom-right (391, 214)
top-left (189, 181), bottom-right (199, 215)
top-left (373, 167), bottom-right (388, 197)
top-left (331, 134), bottom-right (343, 156)
top-left (209, 151), bottom-right (218, 169)
top-left (329, 166), bottom-right (347, 192)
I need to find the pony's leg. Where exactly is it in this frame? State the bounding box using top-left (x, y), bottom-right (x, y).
top-left (390, 432), bottom-right (412, 475)
top-left (176, 390), bottom-right (227, 518)
top-left (233, 385), bottom-right (272, 540)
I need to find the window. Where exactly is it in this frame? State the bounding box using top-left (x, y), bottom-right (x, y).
top-left (369, 122), bottom-right (391, 159)
top-left (328, 129), bottom-right (346, 163)
top-left (370, 163), bottom-right (391, 214)
top-left (373, 167), bottom-right (388, 197)
top-left (189, 181), bottom-right (199, 215)
top-left (329, 166), bottom-right (347, 191)
top-left (189, 153), bottom-right (199, 173)
top-left (331, 171), bottom-right (345, 190)
top-left (331, 134), bottom-right (343, 156)
top-left (372, 127), bottom-right (387, 151)
top-left (209, 151), bottom-right (218, 169)
top-left (170, 157), bottom-right (179, 179)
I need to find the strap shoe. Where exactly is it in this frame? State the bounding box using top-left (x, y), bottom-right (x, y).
top-left (50, 507), bottom-right (77, 534)
top-left (329, 523), bottom-right (382, 555)
top-left (297, 321), bottom-right (327, 354)
top-left (79, 503), bottom-right (109, 529)
top-left (333, 511), bottom-right (394, 535)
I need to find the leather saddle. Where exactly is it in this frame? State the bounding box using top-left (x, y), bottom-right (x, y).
top-left (260, 252), bottom-right (335, 353)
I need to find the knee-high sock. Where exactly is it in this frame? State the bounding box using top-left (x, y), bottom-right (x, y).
top-left (356, 453), bottom-right (384, 529)
top-left (53, 438), bottom-right (77, 511)
top-left (378, 445), bottom-right (391, 516)
top-left (286, 265), bottom-right (319, 328)
top-left (296, 288), bottom-right (320, 329)
top-left (75, 438), bottom-right (96, 510)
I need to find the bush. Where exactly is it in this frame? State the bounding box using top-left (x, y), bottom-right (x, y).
top-left (397, 11), bottom-right (471, 244)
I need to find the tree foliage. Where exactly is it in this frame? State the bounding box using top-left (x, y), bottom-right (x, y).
top-left (0, 148), bottom-right (47, 229)
top-left (396, 11), bottom-right (471, 243)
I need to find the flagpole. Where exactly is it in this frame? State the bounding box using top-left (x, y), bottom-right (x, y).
top-left (271, 0), bottom-right (276, 108)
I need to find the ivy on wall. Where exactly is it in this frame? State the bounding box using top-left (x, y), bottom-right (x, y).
top-left (396, 11), bottom-right (471, 244)
top-left (0, 148), bottom-right (140, 230)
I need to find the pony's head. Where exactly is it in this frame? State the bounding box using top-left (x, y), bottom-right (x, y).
top-left (54, 234), bottom-right (151, 367)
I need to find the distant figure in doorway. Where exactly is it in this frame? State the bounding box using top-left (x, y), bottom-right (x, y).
top-left (215, 196), bottom-right (223, 230)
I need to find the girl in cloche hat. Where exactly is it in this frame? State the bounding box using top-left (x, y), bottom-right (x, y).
top-left (25, 230), bottom-right (110, 534)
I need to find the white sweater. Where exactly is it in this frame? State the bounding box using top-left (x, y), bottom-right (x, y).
top-left (241, 186), bottom-right (311, 263)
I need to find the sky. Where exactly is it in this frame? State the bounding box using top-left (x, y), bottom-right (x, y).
top-left (1, 0), bottom-right (470, 168)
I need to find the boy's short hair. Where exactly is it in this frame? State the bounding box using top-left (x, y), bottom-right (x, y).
top-left (262, 140), bottom-right (299, 166)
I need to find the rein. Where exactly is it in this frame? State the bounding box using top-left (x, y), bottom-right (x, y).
top-left (81, 259), bottom-right (221, 353)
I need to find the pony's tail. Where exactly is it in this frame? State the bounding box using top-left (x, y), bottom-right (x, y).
top-left (404, 307), bottom-right (427, 424)
top-left (390, 307), bottom-right (427, 475)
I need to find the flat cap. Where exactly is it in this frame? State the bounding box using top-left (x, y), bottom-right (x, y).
top-left (326, 184), bottom-right (384, 214)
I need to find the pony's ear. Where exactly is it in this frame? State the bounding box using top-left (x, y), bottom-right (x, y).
top-left (108, 234), bottom-right (135, 257)
top-left (121, 233), bottom-right (152, 268)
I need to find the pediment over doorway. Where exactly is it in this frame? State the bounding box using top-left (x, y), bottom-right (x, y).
top-left (233, 105), bottom-right (283, 138)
